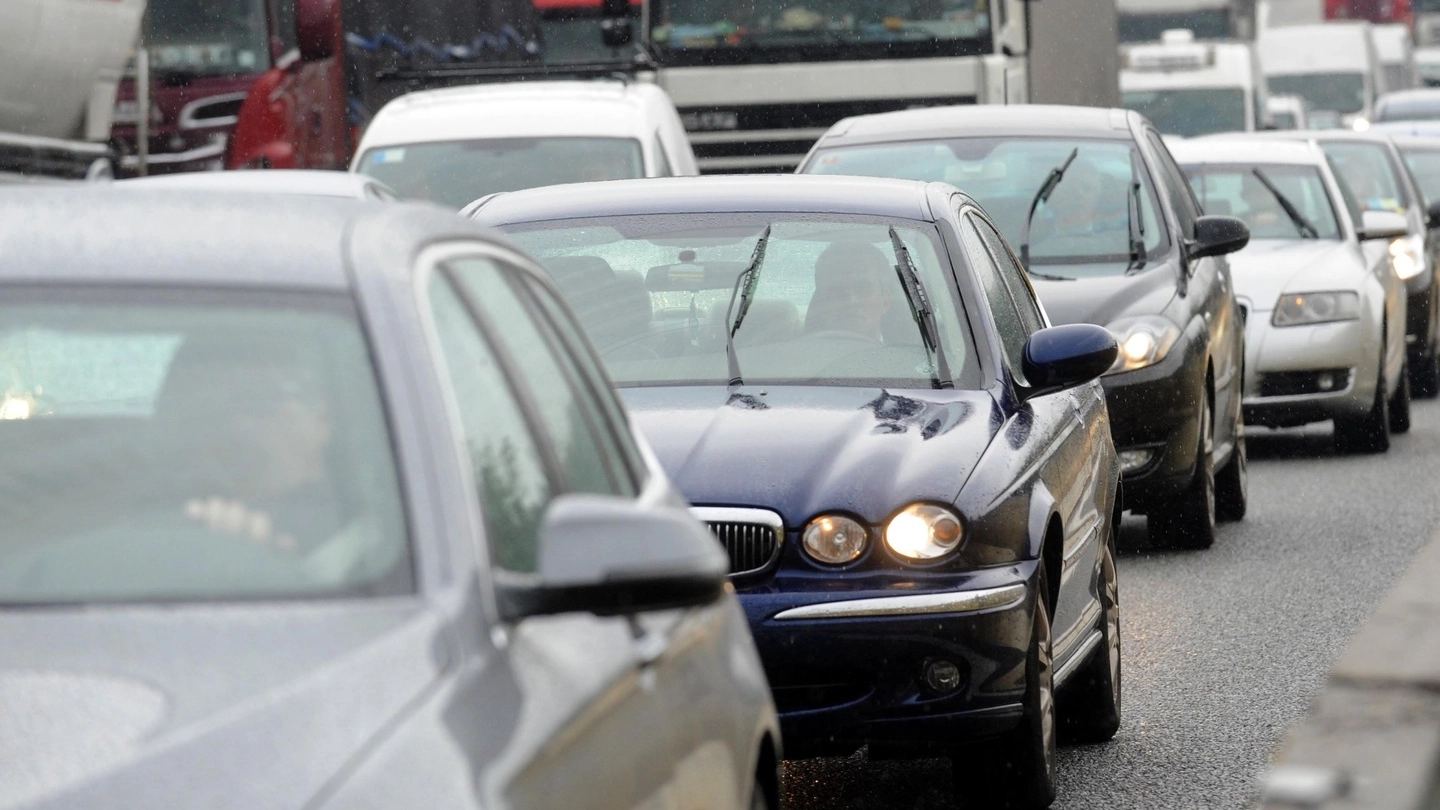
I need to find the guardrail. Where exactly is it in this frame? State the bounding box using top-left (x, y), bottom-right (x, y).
top-left (1259, 534), bottom-right (1440, 809)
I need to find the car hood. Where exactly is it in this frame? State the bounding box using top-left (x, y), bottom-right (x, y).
top-left (1027, 261), bottom-right (1180, 327)
top-left (0, 601), bottom-right (447, 809)
top-left (620, 386), bottom-right (999, 527)
top-left (1225, 239), bottom-right (1363, 311)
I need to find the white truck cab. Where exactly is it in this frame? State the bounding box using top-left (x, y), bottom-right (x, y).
top-left (1120, 29), bottom-right (1270, 137)
top-left (1373, 23), bottom-right (1418, 95)
top-left (350, 79), bottom-right (698, 209)
top-left (1266, 94), bottom-right (1311, 130)
top-left (1258, 22), bottom-right (1382, 130)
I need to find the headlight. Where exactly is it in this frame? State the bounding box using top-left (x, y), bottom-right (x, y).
top-left (1271, 291), bottom-right (1361, 326)
top-left (1389, 235), bottom-right (1427, 281)
top-left (802, 515), bottom-right (868, 564)
top-left (1105, 315), bottom-right (1182, 374)
top-left (1352, 117), bottom-right (1372, 132)
top-left (884, 504), bottom-right (964, 561)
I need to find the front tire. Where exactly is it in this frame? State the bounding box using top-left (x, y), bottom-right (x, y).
top-left (1335, 358), bottom-right (1391, 454)
top-left (1059, 521), bottom-right (1121, 744)
top-left (1149, 395), bottom-right (1216, 549)
top-left (1391, 358), bottom-right (1412, 435)
top-left (1410, 346), bottom-right (1439, 399)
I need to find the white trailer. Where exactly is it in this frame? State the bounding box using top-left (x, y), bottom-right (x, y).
top-left (1257, 21), bottom-right (1382, 129)
top-left (0, 0), bottom-right (146, 181)
top-left (1120, 29), bottom-right (1269, 136)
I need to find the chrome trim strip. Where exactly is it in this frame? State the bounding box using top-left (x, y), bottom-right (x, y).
top-left (1054, 629), bottom-right (1103, 688)
top-left (120, 134), bottom-right (227, 168)
top-left (773, 583), bottom-right (1026, 621)
top-left (178, 92), bottom-right (251, 130)
top-left (690, 506), bottom-right (784, 533)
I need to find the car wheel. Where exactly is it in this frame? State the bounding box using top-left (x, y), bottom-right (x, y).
top-left (1410, 347), bottom-right (1439, 399)
top-left (1214, 421), bottom-right (1247, 522)
top-left (1058, 517), bottom-right (1121, 744)
top-left (1335, 358), bottom-right (1391, 454)
top-left (750, 778), bottom-right (771, 810)
top-left (1391, 358), bottom-right (1412, 435)
top-left (1148, 395), bottom-right (1216, 550)
top-left (952, 572), bottom-right (1057, 809)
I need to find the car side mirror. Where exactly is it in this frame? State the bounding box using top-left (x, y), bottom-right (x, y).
top-left (295, 0), bottom-right (340, 62)
top-left (1187, 215), bottom-right (1250, 260)
top-left (1020, 324), bottom-right (1119, 401)
top-left (1426, 200), bottom-right (1440, 230)
top-left (1359, 210), bottom-right (1410, 241)
top-left (497, 494), bottom-right (728, 621)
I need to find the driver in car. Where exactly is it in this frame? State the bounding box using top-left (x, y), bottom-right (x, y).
top-left (805, 241), bottom-right (893, 341)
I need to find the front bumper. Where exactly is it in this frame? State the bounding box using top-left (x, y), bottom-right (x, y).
top-left (738, 565), bottom-right (1036, 759)
top-left (1241, 313), bottom-right (1375, 428)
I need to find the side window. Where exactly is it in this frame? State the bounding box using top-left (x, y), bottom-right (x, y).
top-left (653, 133), bottom-right (674, 177)
top-left (447, 257), bottom-right (637, 498)
top-left (960, 215), bottom-right (1030, 383)
top-left (1146, 131), bottom-right (1200, 238)
top-left (427, 274), bottom-right (553, 573)
top-left (973, 215), bottom-right (1046, 335)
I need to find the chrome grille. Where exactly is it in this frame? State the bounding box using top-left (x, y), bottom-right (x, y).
top-left (691, 507), bottom-right (784, 575)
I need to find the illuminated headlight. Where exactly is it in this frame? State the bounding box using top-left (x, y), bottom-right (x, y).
top-left (1352, 117), bottom-right (1372, 132)
top-left (802, 515), bottom-right (868, 564)
top-left (1389, 235), bottom-right (1427, 280)
top-left (884, 504), bottom-right (964, 561)
top-left (0, 394), bottom-right (34, 420)
top-left (1105, 316), bottom-right (1182, 374)
top-left (1272, 291), bottom-right (1361, 326)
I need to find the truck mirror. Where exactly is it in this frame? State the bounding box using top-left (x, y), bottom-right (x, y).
top-left (296, 0), bottom-right (340, 62)
top-left (602, 17), bottom-right (634, 47)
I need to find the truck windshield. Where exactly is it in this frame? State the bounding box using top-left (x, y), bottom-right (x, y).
top-left (358, 137), bottom-right (645, 208)
top-left (805, 138), bottom-right (1168, 277)
top-left (1267, 73), bottom-right (1367, 115)
top-left (144, 0), bottom-right (272, 76)
top-left (1122, 88), bottom-right (1247, 137)
top-left (649, 0), bottom-right (993, 66)
top-left (1118, 8), bottom-right (1230, 42)
top-left (505, 215), bottom-right (981, 389)
top-left (0, 288), bottom-right (412, 605)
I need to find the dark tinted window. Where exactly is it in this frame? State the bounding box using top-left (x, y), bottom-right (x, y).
top-left (961, 215), bottom-right (1029, 383)
top-left (973, 215), bottom-right (1046, 334)
top-left (1146, 130), bottom-right (1200, 237)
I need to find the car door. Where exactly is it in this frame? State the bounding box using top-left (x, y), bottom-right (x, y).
top-left (959, 209), bottom-right (1102, 657)
top-left (425, 255), bottom-right (692, 810)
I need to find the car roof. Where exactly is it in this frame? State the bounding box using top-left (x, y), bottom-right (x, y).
top-left (357, 79), bottom-right (668, 151)
top-left (812, 105), bottom-right (1138, 149)
top-left (1167, 138), bottom-right (1325, 166)
top-left (0, 188), bottom-right (491, 288)
top-left (1208, 130), bottom-right (1400, 148)
top-left (1378, 88), bottom-right (1440, 107)
top-left (469, 174), bottom-right (951, 225)
top-left (118, 170), bottom-right (393, 199)
top-left (1388, 134), bottom-right (1440, 152)
top-left (1372, 121), bottom-right (1440, 138)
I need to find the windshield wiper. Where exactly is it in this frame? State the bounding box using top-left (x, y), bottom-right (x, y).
top-left (724, 225), bottom-right (772, 387)
top-left (1252, 168), bottom-right (1320, 239)
top-left (888, 227), bottom-right (954, 390)
top-left (1126, 150), bottom-right (1147, 274)
top-left (1019, 147), bottom-right (1079, 269)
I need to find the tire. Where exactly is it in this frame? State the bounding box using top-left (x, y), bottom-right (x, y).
top-left (1058, 521), bottom-right (1122, 744)
top-left (1148, 394), bottom-right (1216, 550)
top-left (1391, 358), bottom-right (1412, 435)
top-left (1335, 361), bottom-right (1391, 455)
top-left (1215, 423), bottom-right (1247, 523)
top-left (1410, 347), bottom-right (1439, 399)
top-left (750, 778), bottom-right (771, 810)
top-left (952, 575), bottom-right (1057, 809)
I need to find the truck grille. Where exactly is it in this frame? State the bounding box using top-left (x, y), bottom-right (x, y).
top-left (690, 507), bottom-right (785, 575)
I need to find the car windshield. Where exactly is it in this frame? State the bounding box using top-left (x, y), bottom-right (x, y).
top-left (806, 138), bottom-right (1167, 277)
top-left (1322, 141), bottom-right (1411, 212)
top-left (357, 137), bottom-right (645, 209)
top-left (506, 214), bottom-right (982, 389)
top-left (1401, 147), bottom-right (1440, 203)
top-left (0, 288), bottom-right (411, 604)
top-left (1122, 88), bottom-right (1247, 137)
top-left (1184, 164), bottom-right (1342, 240)
top-left (1377, 94), bottom-right (1440, 122)
top-left (1267, 73), bottom-right (1366, 115)
top-left (649, 0), bottom-right (993, 66)
top-left (144, 0), bottom-right (271, 76)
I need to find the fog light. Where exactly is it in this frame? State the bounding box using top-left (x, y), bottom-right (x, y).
top-left (1317, 372), bottom-right (1335, 391)
top-left (1118, 448), bottom-right (1155, 474)
top-left (924, 659), bottom-right (964, 694)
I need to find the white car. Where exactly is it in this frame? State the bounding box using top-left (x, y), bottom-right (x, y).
top-left (350, 79), bottom-right (698, 208)
top-left (1172, 138), bottom-right (1412, 453)
top-left (119, 169), bottom-right (400, 201)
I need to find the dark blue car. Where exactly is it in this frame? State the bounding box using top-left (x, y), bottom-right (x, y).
top-left (471, 175), bottom-right (1123, 809)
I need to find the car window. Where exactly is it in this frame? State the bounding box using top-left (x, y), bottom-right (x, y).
top-left (960, 215), bottom-right (1030, 384)
top-left (0, 287), bottom-right (412, 603)
top-left (427, 272), bottom-right (554, 574)
top-left (1145, 130), bottom-right (1200, 237)
top-left (1184, 164), bottom-right (1343, 240)
top-left (653, 133), bottom-right (674, 177)
top-left (972, 214), bottom-right (1046, 334)
top-left (1322, 141), bottom-right (1411, 212)
top-left (1401, 147), bottom-right (1440, 205)
top-left (446, 256), bottom-right (636, 498)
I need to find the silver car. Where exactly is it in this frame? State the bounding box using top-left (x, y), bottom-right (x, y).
top-left (1171, 138), bottom-right (1411, 453)
top-left (0, 188), bottom-right (779, 809)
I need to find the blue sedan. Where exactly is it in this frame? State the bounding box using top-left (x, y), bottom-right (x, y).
top-left (472, 175), bottom-right (1123, 809)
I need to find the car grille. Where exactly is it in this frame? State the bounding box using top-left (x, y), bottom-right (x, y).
top-left (690, 507), bottom-right (784, 575)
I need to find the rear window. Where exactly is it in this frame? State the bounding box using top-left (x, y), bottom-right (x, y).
top-left (0, 288), bottom-right (411, 604)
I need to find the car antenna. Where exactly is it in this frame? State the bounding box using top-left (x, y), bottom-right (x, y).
top-left (725, 225), bottom-right (773, 388)
top-left (1019, 147), bottom-right (1079, 270)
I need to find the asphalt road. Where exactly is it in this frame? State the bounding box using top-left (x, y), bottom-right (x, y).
top-left (780, 397), bottom-right (1440, 810)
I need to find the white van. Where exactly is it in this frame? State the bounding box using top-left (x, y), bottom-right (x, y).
top-left (1257, 22), bottom-right (1382, 129)
top-left (1373, 23), bottom-right (1417, 94)
top-left (1120, 29), bottom-right (1270, 136)
top-left (351, 80), bottom-right (698, 209)
top-left (1267, 94), bottom-right (1311, 129)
